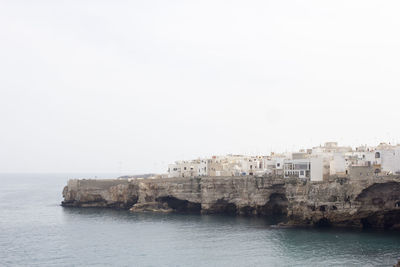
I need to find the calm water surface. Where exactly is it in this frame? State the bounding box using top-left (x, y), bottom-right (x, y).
top-left (1, 173), bottom-right (400, 266)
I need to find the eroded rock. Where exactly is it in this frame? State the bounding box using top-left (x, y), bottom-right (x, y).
top-left (61, 175), bottom-right (400, 229)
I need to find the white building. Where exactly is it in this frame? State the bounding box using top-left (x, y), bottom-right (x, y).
top-left (329, 153), bottom-right (346, 176)
top-left (284, 159), bottom-right (310, 179)
top-left (283, 158), bottom-right (323, 181)
top-left (310, 157), bottom-right (323, 181)
top-left (168, 163), bottom-right (181, 178)
top-left (168, 160), bottom-right (202, 178)
top-left (166, 141), bottom-right (400, 179)
top-left (197, 159), bottom-right (209, 176)
top-left (376, 147), bottom-right (400, 174)
top-left (240, 156), bottom-right (264, 176)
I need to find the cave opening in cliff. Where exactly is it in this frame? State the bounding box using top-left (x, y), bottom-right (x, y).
top-left (238, 206), bottom-right (255, 216)
top-left (209, 199), bottom-right (237, 215)
top-left (360, 211), bottom-right (400, 230)
top-left (258, 193), bottom-right (288, 218)
top-left (360, 217), bottom-right (374, 229)
top-left (382, 211), bottom-right (400, 230)
top-left (156, 196), bottom-right (201, 213)
top-left (315, 218), bottom-right (331, 227)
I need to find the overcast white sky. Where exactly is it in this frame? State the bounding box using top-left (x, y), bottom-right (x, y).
top-left (1, 1), bottom-right (400, 174)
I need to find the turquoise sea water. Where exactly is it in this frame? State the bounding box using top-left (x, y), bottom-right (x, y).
top-left (1, 173), bottom-right (400, 266)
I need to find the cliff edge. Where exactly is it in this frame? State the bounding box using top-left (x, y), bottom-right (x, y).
top-left (62, 176), bottom-right (400, 229)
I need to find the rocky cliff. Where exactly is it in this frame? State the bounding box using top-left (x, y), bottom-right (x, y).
top-left (61, 175), bottom-right (400, 229)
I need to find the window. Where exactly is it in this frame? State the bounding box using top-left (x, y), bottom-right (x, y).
top-left (375, 152), bottom-right (380, 159)
top-left (300, 170), bottom-right (304, 176)
top-left (277, 163), bottom-right (280, 167)
top-left (184, 167), bottom-right (187, 170)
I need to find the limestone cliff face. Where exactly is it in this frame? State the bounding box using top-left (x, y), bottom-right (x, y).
top-left (62, 179), bottom-right (139, 209)
top-left (61, 176), bottom-right (400, 229)
top-left (285, 176), bottom-right (400, 229)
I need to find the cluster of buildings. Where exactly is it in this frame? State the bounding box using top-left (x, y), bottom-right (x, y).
top-left (167, 142), bottom-right (400, 181)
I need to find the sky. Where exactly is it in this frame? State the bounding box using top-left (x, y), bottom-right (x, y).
top-left (1, 1), bottom-right (400, 174)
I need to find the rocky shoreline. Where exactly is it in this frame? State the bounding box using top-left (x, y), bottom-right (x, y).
top-left (61, 175), bottom-right (400, 230)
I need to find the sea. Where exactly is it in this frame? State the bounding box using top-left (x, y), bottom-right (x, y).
top-left (1, 173), bottom-right (400, 267)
